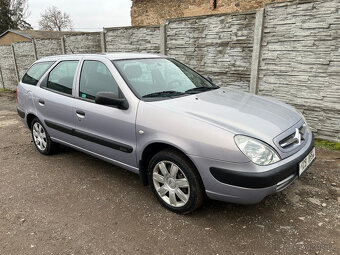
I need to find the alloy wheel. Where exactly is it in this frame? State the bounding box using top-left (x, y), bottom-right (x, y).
top-left (32, 122), bottom-right (47, 151)
top-left (152, 160), bottom-right (190, 207)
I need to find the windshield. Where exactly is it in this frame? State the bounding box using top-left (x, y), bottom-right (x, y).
top-left (113, 58), bottom-right (217, 99)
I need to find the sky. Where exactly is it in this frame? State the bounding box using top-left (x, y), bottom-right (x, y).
top-left (26, 0), bottom-right (132, 31)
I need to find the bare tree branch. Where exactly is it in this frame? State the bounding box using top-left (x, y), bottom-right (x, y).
top-left (39, 6), bottom-right (73, 31)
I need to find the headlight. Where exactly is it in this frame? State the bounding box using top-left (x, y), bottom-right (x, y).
top-left (234, 135), bottom-right (280, 165)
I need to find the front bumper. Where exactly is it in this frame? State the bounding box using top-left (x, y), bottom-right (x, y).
top-left (189, 132), bottom-right (315, 204)
top-left (209, 134), bottom-right (315, 189)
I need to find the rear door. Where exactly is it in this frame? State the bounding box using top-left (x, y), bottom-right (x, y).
top-left (72, 57), bottom-right (138, 170)
top-left (36, 59), bottom-right (80, 144)
top-left (18, 61), bottom-right (55, 120)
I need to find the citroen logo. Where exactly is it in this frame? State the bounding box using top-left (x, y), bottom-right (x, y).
top-left (294, 128), bottom-right (302, 145)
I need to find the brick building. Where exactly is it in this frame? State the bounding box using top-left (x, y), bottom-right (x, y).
top-left (0, 30), bottom-right (81, 46)
top-left (131, 0), bottom-right (283, 26)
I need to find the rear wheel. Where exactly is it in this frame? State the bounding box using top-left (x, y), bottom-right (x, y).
top-left (148, 149), bottom-right (205, 214)
top-left (31, 118), bottom-right (55, 155)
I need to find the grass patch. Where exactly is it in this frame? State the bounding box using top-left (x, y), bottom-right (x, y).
top-left (315, 139), bottom-right (340, 151)
top-left (0, 87), bottom-right (15, 93)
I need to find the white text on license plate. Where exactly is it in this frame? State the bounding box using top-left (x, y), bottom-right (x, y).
top-left (299, 147), bottom-right (316, 176)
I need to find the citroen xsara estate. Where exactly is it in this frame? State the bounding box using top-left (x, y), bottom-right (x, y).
top-left (17, 53), bottom-right (316, 213)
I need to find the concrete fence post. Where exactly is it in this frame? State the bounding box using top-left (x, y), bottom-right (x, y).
top-left (32, 39), bottom-right (38, 60)
top-left (61, 37), bottom-right (66, 54)
top-left (160, 24), bottom-right (167, 55)
top-left (0, 65), bottom-right (5, 88)
top-left (249, 8), bottom-right (264, 94)
top-left (100, 31), bottom-right (106, 53)
top-left (11, 44), bottom-right (20, 82)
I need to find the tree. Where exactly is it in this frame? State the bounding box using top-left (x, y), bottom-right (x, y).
top-left (0, 0), bottom-right (32, 34)
top-left (39, 6), bottom-right (73, 31)
top-left (10, 0), bottom-right (32, 30)
top-left (0, 0), bottom-right (13, 33)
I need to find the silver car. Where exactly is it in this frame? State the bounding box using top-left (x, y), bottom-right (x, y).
top-left (17, 53), bottom-right (316, 213)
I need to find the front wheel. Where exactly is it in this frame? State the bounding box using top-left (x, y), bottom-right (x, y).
top-left (148, 149), bottom-right (205, 214)
top-left (31, 117), bottom-right (55, 155)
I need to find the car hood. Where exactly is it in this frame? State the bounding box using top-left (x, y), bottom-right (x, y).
top-left (155, 88), bottom-right (301, 143)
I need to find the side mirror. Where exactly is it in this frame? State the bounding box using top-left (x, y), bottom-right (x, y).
top-left (206, 76), bottom-right (213, 83)
top-left (95, 92), bottom-right (129, 110)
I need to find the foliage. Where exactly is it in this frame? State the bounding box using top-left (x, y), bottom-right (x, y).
top-left (39, 6), bottom-right (73, 31)
top-left (0, 0), bottom-right (13, 33)
top-left (0, 0), bottom-right (32, 34)
top-left (0, 88), bottom-right (13, 92)
top-left (10, 0), bottom-right (32, 30)
top-left (315, 139), bottom-right (340, 151)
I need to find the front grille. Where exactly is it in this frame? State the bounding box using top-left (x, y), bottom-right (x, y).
top-left (279, 124), bottom-right (306, 149)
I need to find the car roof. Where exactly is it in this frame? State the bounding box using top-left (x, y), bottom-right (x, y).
top-left (37, 52), bottom-right (165, 62)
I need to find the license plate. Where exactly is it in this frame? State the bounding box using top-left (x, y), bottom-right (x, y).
top-left (299, 147), bottom-right (316, 176)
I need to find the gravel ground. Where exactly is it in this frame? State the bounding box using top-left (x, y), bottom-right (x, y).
top-left (0, 94), bottom-right (339, 255)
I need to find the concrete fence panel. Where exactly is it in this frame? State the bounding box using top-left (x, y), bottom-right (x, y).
top-left (166, 12), bottom-right (256, 92)
top-left (104, 26), bottom-right (161, 53)
top-left (12, 42), bottom-right (36, 79)
top-left (258, 0), bottom-right (340, 141)
top-left (64, 33), bottom-right (102, 54)
top-left (0, 45), bottom-right (17, 89)
top-left (35, 38), bottom-right (63, 59)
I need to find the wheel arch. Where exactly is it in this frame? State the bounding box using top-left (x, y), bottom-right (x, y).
top-left (139, 142), bottom-right (202, 187)
top-left (26, 113), bottom-right (37, 130)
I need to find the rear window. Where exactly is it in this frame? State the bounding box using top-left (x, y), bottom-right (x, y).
top-left (22, 61), bottom-right (54, 85)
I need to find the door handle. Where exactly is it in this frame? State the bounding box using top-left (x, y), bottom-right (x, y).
top-left (76, 110), bottom-right (85, 118)
top-left (38, 99), bottom-right (45, 106)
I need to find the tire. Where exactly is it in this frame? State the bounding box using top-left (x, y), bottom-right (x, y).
top-left (148, 149), bottom-right (205, 214)
top-left (31, 117), bottom-right (55, 155)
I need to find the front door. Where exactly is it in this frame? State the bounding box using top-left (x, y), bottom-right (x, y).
top-left (72, 58), bottom-right (138, 170)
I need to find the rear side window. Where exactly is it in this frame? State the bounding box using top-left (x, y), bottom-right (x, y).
top-left (22, 61), bottom-right (54, 85)
top-left (47, 61), bottom-right (79, 95)
top-left (79, 60), bottom-right (119, 100)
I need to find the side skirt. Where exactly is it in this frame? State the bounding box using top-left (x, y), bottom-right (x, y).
top-left (51, 137), bottom-right (139, 174)
top-left (44, 120), bottom-right (133, 153)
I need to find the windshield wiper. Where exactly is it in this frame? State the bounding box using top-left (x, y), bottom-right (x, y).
top-left (185, 86), bottom-right (219, 94)
top-left (142, 90), bottom-right (184, 98)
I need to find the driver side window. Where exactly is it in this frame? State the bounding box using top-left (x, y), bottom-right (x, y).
top-left (79, 60), bottom-right (120, 100)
